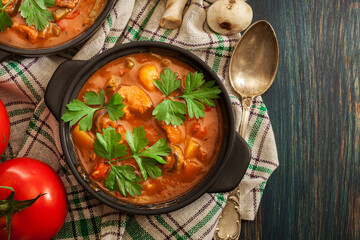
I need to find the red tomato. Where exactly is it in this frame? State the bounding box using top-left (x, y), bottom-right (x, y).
top-left (0, 158), bottom-right (68, 240)
top-left (0, 99), bottom-right (10, 155)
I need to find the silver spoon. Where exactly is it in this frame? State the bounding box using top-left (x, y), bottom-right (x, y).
top-left (213, 20), bottom-right (279, 240)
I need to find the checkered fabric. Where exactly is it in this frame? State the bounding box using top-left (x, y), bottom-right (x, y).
top-left (0, 0), bottom-right (279, 239)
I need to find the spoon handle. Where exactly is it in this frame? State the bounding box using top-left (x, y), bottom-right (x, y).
top-left (213, 97), bottom-right (252, 240)
top-left (213, 187), bottom-right (241, 240)
top-left (239, 97), bottom-right (252, 137)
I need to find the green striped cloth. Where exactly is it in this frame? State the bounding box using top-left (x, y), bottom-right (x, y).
top-left (0, 0), bottom-right (279, 239)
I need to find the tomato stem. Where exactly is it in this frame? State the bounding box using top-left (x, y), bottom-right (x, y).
top-left (0, 202), bottom-right (9, 212)
top-left (0, 186), bottom-right (45, 240)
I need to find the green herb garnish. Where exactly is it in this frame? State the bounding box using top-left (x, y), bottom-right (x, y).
top-left (93, 126), bottom-right (128, 160)
top-left (105, 164), bottom-right (142, 197)
top-left (0, 0), bottom-right (13, 32)
top-left (19, 0), bottom-right (55, 31)
top-left (153, 68), bottom-right (221, 126)
top-left (61, 90), bottom-right (125, 131)
top-left (125, 126), bottom-right (170, 180)
top-left (180, 72), bottom-right (221, 119)
top-left (92, 126), bottom-right (170, 196)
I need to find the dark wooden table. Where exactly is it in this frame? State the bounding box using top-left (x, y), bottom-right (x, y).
top-left (240, 0), bottom-right (360, 239)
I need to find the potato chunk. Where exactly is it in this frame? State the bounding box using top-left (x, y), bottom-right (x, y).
top-left (71, 125), bottom-right (95, 150)
top-left (138, 64), bottom-right (159, 91)
top-left (117, 85), bottom-right (153, 115)
top-left (185, 137), bottom-right (200, 159)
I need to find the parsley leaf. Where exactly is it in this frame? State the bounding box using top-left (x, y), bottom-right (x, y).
top-left (61, 99), bottom-right (99, 131)
top-left (93, 128), bottom-right (142, 196)
top-left (19, 0), bottom-right (55, 31)
top-left (180, 72), bottom-right (221, 119)
top-left (125, 126), bottom-right (148, 154)
top-left (137, 138), bottom-right (169, 164)
top-left (105, 164), bottom-right (142, 197)
top-left (93, 127), bottom-right (128, 161)
top-left (125, 126), bottom-right (170, 180)
top-left (142, 158), bottom-right (162, 179)
top-left (0, 1), bottom-right (13, 32)
top-left (105, 93), bottom-right (125, 122)
top-left (154, 68), bottom-right (181, 97)
top-left (84, 90), bottom-right (105, 106)
top-left (153, 99), bottom-right (187, 126)
top-left (61, 91), bottom-right (125, 131)
top-left (153, 68), bottom-right (222, 126)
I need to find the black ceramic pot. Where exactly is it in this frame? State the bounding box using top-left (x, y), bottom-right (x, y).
top-left (0, 0), bottom-right (116, 62)
top-left (45, 41), bottom-right (251, 215)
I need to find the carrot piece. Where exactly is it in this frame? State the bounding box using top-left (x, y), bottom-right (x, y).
top-left (91, 162), bottom-right (109, 179)
top-left (56, 21), bottom-right (66, 31)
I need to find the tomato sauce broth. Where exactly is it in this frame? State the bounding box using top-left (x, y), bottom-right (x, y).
top-left (71, 53), bottom-right (223, 204)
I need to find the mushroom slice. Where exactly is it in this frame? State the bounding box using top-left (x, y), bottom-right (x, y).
top-left (105, 76), bottom-right (121, 98)
top-left (93, 109), bottom-right (116, 133)
top-left (164, 144), bottom-right (184, 172)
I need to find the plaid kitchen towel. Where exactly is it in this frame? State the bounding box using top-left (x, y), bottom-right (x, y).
top-left (0, 0), bottom-right (279, 239)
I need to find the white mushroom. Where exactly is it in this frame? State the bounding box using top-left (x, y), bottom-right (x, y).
top-left (160, 0), bottom-right (188, 29)
top-left (207, 0), bottom-right (253, 35)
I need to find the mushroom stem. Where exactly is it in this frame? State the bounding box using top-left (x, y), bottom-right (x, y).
top-left (160, 0), bottom-right (188, 29)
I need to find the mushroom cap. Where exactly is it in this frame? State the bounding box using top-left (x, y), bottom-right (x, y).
top-left (207, 0), bottom-right (253, 35)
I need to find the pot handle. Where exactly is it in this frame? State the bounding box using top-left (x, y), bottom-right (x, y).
top-left (45, 60), bottom-right (87, 121)
top-left (207, 132), bottom-right (251, 193)
top-left (0, 49), bottom-right (14, 62)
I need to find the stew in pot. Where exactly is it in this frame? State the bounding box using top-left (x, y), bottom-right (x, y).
top-left (0, 0), bottom-right (107, 49)
top-left (63, 53), bottom-right (223, 204)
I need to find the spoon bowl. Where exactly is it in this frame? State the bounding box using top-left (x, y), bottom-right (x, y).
top-left (214, 20), bottom-right (279, 240)
top-left (230, 20), bottom-right (279, 99)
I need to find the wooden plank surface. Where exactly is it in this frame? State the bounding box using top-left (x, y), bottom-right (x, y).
top-left (239, 0), bottom-right (359, 239)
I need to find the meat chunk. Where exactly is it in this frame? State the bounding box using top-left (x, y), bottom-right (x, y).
top-left (159, 121), bottom-right (184, 144)
top-left (2, 0), bottom-right (20, 16)
top-left (55, 0), bottom-right (79, 9)
top-left (117, 85), bottom-right (153, 116)
top-left (11, 24), bottom-right (38, 42)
